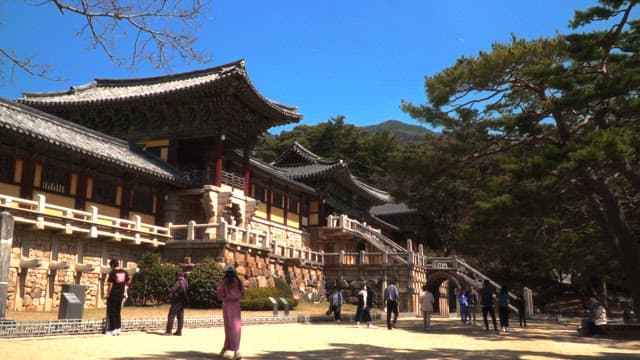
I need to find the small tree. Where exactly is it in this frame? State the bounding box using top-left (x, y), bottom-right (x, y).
top-left (128, 252), bottom-right (178, 305)
top-left (187, 257), bottom-right (225, 308)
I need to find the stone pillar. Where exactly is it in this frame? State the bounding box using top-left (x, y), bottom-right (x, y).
top-left (439, 280), bottom-right (449, 318)
top-left (0, 212), bottom-right (15, 318)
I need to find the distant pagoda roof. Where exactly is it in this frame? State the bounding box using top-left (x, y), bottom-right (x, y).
top-left (370, 202), bottom-right (418, 216)
top-left (18, 59), bottom-right (302, 127)
top-left (0, 98), bottom-right (188, 185)
top-left (230, 149), bottom-right (317, 194)
top-left (271, 141), bottom-right (392, 203)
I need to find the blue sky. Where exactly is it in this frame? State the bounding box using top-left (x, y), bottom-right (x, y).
top-left (1, 1), bottom-right (596, 133)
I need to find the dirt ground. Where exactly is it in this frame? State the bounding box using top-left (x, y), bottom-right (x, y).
top-left (2, 317), bottom-right (639, 359)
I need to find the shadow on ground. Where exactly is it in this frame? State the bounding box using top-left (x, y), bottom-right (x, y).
top-left (109, 344), bottom-right (640, 360)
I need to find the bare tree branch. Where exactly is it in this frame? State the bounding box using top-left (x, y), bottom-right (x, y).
top-left (0, 0), bottom-right (211, 82)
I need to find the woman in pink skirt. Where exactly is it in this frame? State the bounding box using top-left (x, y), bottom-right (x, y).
top-left (217, 265), bottom-right (245, 359)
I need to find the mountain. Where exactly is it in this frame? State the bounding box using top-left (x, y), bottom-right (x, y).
top-left (361, 120), bottom-right (434, 144)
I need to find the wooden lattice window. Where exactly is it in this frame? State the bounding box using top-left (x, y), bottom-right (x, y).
top-left (253, 184), bottom-right (266, 202)
top-left (92, 179), bottom-right (117, 206)
top-left (41, 164), bottom-right (69, 194)
top-left (0, 154), bottom-right (14, 183)
top-left (272, 192), bottom-right (283, 209)
top-left (288, 198), bottom-right (299, 214)
top-left (131, 187), bottom-right (153, 214)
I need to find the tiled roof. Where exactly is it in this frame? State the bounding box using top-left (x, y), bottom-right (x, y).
top-left (271, 141), bottom-right (336, 165)
top-left (0, 98), bottom-right (188, 185)
top-left (370, 203), bottom-right (417, 216)
top-left (271, 142), bottom-right (392, 203)
top-left (230, 150), bottom-right (316, 194)
top-left (278, 162), bottom-right (346, 179)
top-left (18, 59), bottom-right (302, 125)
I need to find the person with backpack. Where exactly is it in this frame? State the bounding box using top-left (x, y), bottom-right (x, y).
top-left (164, 270), bottom-right (189, 336)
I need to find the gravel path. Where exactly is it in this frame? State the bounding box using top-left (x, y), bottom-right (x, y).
top-left (3, 317), bottom-right (639, 359)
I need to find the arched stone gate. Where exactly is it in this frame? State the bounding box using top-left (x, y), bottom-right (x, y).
top-left (425, 271), bottom-right (463, 317)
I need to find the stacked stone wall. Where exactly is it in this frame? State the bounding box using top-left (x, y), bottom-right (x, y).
top-left (6, 226), bottom-right (148, 312)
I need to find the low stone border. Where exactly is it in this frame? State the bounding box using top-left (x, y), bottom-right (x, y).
top-left (0, 312), bottom-right (384, 339)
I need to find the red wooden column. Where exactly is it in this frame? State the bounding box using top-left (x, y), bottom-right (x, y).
top-left (74, 172), bottom-right (87, 210)
top-left (120, 178), bottom-right (131, 219)
top-left (214, 134), bottom-right (225, 187)
top-left (19, 157), bottom-right (35, 199)
top-left (243, 146), bottom-right (251, 196)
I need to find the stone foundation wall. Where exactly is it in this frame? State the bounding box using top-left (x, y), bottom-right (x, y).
top-left (6, 225), bottom-right (147, 312)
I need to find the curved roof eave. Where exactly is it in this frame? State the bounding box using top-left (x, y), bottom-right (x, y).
top-left (0, 98), bottom-right (188, 186)
top-left (18, 59), bottom-right (302, 125)
top-left (271, 141), bottom-right (336, 166)
top-left (229, 150), bottom-right (316, 194)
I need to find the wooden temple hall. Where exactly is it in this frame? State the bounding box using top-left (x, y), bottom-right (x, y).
top-left (0, 60), bottom-right (430, 315)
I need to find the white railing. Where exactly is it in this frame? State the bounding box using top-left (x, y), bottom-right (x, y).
top-left (0, 193), bottom-right (169, 246)
top-left (323, 250), bottom-right (426, 266)
top-left (167, 220), bottom-right (324, 264)
top-left (327, 214), bottom-right (409, 263)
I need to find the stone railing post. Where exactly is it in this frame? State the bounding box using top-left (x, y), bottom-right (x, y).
top-left (89, 205), bottom-right (99, 238)
top-left (0, 211), bottom-right (14, 318)
top-left (339, 250), bottom-right (345, 265)
top-left (218, 220), bottom-right (227, 242)
top-left (35, 194), bottom-right (46, 230)
top-left (133, 215), bottom-right (142, 244)
top-left (187, 221), bottom-right (195, 240)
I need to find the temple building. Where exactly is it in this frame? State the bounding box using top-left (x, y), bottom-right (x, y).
top-left (0, 60), bottom-right (429, 313)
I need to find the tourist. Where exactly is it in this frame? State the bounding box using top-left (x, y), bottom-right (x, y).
top-left (384, 278), bottom-right (400, 329)
top-left (586, 296), bottom-right (607, 336)
top-left (327, 287), bottom-right (344, 323)
top-left (355, 282), bottom-right (373, 328)
top-left (480, 279), bottom-right (498, 331)
top-left (515, 295), bottom-right (527, 327)
top-left (105, 259), bottom-right (130, 336)
top-left (419, 284), bottom-right (435, 331)
top-left (164, 270), bottom-right (189, 336)
top-left (497, 286), bottom-right (510, 332)
top-left (459, 290), bottom-right (469, 324)
top-left (467, 286), bottom-right (478, 325)
top-left (218, 265), bottom-right (245, 360)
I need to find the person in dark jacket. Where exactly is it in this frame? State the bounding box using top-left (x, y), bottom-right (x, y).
top-left (384, 279), bottom-right (400, 329)
top-left (497, 286), bottom-right (510, 332)
top-left (164, 270), bottom-right (189, 336)
top-left (480, 280), bottom-right (498, 331)
top-left (105, 259), bottom-right (130, 336)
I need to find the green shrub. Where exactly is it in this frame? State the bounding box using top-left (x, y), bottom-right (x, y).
top-left (187, 257), bottom-right (225, 308)
top-left (274, 277), bottom-right (293, 298)
top-left (240, 286), bottom-right (298, 310)
top-left (129, 252), bottom-right (179, 305)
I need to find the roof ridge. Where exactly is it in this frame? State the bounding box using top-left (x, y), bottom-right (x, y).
top-left (21, 59), bottom-right (246, 98)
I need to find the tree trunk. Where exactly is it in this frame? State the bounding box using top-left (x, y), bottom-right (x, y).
top-left (584, 172), bottom-right (640, 312)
